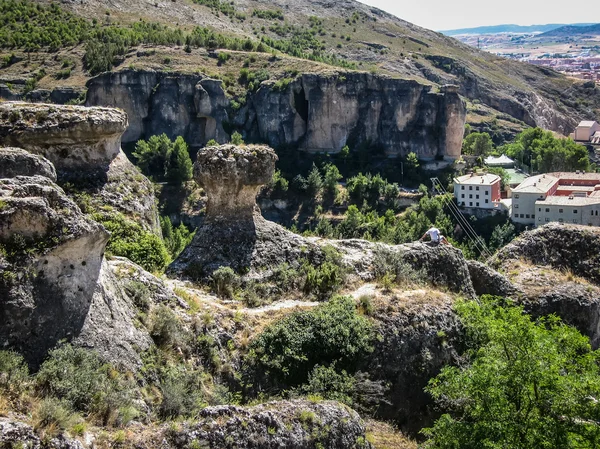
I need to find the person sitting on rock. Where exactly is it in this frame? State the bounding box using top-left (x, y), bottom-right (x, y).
top-left (419, 226), bottom-right (450, 246)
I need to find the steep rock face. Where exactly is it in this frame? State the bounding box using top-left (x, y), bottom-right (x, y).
top-left (167, 400), bottom-right (371, 449)
top-left (467, 259), bottom-right (517, 297)
top-left (492, 224), bottom-right (600, 285)
top-left (86, 69), bottom-right (466, 159)
top-left (0, 102), bottom-right (160, 233)
top-left (366, 292), bottom-right (463, 434)
top-left (0, 418), bottom-right (84, 449)
top-left (0, 102), bottom-right (127, 171)
top-left (0, 147), bottom-right (57, 181)
top-left (0, 175), bottom-right (150, 369)
top-left (85, 70), bottom-right (229, 145)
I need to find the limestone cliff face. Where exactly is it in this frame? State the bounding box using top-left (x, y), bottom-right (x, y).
top-left (0, 102), bottom-right (160, 233)
top-left (86, 69), bottom-right (466, 159)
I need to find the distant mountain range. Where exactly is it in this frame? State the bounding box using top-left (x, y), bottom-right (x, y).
top-left (441, 23), bottom-right (597, 36)
top-left (540, 23), bottom-right (600, 37)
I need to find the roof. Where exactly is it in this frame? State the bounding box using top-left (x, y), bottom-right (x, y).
top-left (484, 154), bottom-right (515, 166)
top-left (536, 196), bottom-right (600, 206)
top-left (549, 172), bottom-right (600, 182)
top-left (513, 174), bottom-right (559, 193)
top-left (505, 169), bottom-right (529, 186)
top-left (454, 173), bottom-right (501, 185)
top-left (578, 120), bottom-right (598, 128)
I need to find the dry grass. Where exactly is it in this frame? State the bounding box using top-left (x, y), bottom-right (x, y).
top-left (366, 420), bottom-right (418, 449)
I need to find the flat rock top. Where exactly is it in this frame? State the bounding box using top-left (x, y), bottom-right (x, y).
top-left (0, 102), bottom-right (128, 136)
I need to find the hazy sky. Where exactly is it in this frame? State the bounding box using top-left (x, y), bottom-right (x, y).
top-left (358, 0), bottom-right (594, 31)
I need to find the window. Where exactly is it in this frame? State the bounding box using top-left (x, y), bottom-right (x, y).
top-left (485, 191), bottom-right (489, 196)
top-left (469, 202), bottom-right (473, 206)
top-left (538, 208), bottom-right (541, 212)
top-left (461, 186), bottom-right (465, 190)
top-left (469, 186), bottom-right (473, 190)
top-left (526, 214), bottom-right (530, 219)
top-left (476, 195), bottom-right (479, 199)
top-left (521, 214), bottom-right (525, 218)
top-left (559, 218), bottom-right (564, 223)
top-left (559, 209), bottom-right (564, 213)
top-left (573, 210), bottom-right (578, 214)
top-left (515, 204), bottom-right (519, 209)
top-left (532, 215), bottom-right (535, 219)
top-left (469, 194), bottom-right (473, 199)
top-left (514, 194), bottom-right (520, 199)
top-left (592, 211), bottom-right (594, 216)
top-left (476, 202), bottom-right (480, 207)
top-left (538, 217), bottom-right (542, 221)
top-left (596, 211), bottom-right (599, 216)
top-left (476, 186), bottom-right (480, 191)
top-left (545, 218), bottom-right (550, 222)
top-left (485, 199), bottom-right (489, 204)
top-left (546, 208), bottom-right (550, 212)
top-left (461, 194), bottom-right (465, 198)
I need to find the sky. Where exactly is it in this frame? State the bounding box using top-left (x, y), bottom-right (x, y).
top-left (357, 0), bottom-right (594, 31)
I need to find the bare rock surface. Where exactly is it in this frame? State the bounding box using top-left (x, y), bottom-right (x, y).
top-left (466, 259), bottom-right (518, 297)
top-left (0, 147), bottom-right (57, 181)
top-left (0, 175), bottom-right (150, 370)
top-left (0, 418), bottom-right (84, 449)
top-left (166, 400), bottom-right (371, 449)
top-left (0, 102), bottom-right (127, 171)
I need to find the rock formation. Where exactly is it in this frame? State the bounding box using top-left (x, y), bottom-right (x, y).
top-left (0, 147), bottom-right (57, 181)
top-left (0, 418), bottom-right (83, 449)
top-left (85, 69), bottom-right (466, 159)
top-left (170, 144), bottom-right (475, 297)
top-left (0, 165), bottom-right (151, 370)
top-left (0, 102), bottom-right (160, 233)
top-left (167, 400), bottom-right (371, 449)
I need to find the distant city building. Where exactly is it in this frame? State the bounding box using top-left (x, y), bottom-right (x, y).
top-left (511, 171), bottom-right (600, 226)
top-left (573, 120), bottom-right (600, 143)
top-left (484, 154), bottom-right (515, 168)
top-left (454, 173), bottom-right (502, 210)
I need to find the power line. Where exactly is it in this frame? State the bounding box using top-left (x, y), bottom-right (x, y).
top-left (430, 177), bottom-right (494, 259)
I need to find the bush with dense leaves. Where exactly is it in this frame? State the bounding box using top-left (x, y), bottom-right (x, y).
top-left (133, 134), bottom-right (193, 184)
top-left (249, 295), bottom-right (375, 386)
top-left (423, 296), bottom-right (600, 449)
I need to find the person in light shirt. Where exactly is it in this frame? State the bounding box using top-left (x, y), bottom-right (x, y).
top-left (419, 226), bottom-right (450, 246)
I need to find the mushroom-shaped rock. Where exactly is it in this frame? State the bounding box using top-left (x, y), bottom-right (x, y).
top-left (0, 102), bottom-right (128, 171)
top-left (195, 144), bottom-right (278, 221)
top-left (0, 147), bottom-right (57, 181)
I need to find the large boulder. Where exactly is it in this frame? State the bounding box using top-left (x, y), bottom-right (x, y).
top-left (491, 223), bottom-right (600, 285)
top-left (0, 102), bottom-right (127, 171)
top-left (0, 147), bottom-right (56, 181)
top-left (166, 400), bottom-right (371, 449)
top-left (467, 259), bottom-right (517, 297)
top-left (0, 175), bottom-right (150, 369)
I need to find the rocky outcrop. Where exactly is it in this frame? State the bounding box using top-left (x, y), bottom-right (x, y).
top-left (170, 144), bottom-right (475, 297)
top-left (0, 147), bottom-right (57, 181)
top-left (86, 69), bottom-right (466, 159)
top-left (0, 418), bottom-right (84, 449)
top-left (491, 223), bottom-right (600, 285)
top-left (467, 259), bottom-right (517, 297)
top-left (166, 400), bottom-right (371, 449)
top-left (0, 102), bottom-right (160, 233)
top-left (0, 175), bottom-right (150, 369)
top-left (0, 102), bottom-right (127, 171)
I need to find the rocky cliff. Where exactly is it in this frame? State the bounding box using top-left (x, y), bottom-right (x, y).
top-left (86, 70), bottom-right (466, 159)
top-left (0, 102), bottom-right (160, 233)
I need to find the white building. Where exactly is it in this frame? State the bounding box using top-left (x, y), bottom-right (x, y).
top-left (454, 173), bottom-right (502, 209)
top-left (511, 174), bottom-right (559, 225)
top-left (573, 121), bottom-right (600, 142)
top-left (535, 196), bottom-right (600, 226)
top-left (484, 154), bottom-right (515, 168)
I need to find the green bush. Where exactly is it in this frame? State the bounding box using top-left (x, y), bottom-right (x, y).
top-left (158, 367), bottom-right (206, 419)
top-left (230, 131), bottom-right (244, 145)
top-left (124, 280), bottom-right (151, 312)
top-left (250, 295), bottom-right (375, 386)
top-left (0, 350), bottom-right (29, 395)
top-left (35, 345), bottom-right (135, 425)
top-left (301, 245), bottom-right (346, 300)
top-left (161, 216), bottom-right (194, 260)
top-left (133, 134), bottom-right (192, 184)
top-left (149, 305), bottom-right (185, 349)
top-left (301, 365), bottom-right (355, 405)
top-left (33, 397), bottom-right (76, 433)
top-left (93, 212), bottom-right (170, 273)
top-left (211, 266), bottom-right (240, 299)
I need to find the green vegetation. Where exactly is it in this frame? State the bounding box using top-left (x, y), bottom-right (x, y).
top-left (160, 216), bottom-right (194, 260)
top-left (424, 296), bottom-right (600, 449)
top-left (252, 9), bottom-right (284, 21)
top-left (461, 131), bottom-right (493, 156)
top-left (249, 295), bottom-right (375, 386)
top-left (500, 127), bottom-right (591, 173)
top-left (133, 134), bottom-right (193, 184)
top-left (230, 131), bottom-right (244, 145)
top-left (93, 211), bottom-right (170, 272)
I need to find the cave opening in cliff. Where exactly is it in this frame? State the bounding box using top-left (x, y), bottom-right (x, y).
top-left (293, 87), bottom-right (309, 122)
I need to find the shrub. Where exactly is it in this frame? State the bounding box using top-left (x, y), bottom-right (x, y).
top-left (230, 131), bottom-right (244, 145)
top-left (133, 134), bottom-right (192, 184)
top-left (35, 345), bottom-right (135, 425)
top-left (0, 350), bottom-right (29, 395)
top-left (33, 397), bottom-right (76, 433)
top-left (149, 305), bottom-right (185, 349)
top-left (158, 367), bottom-right (205, 419)
top-left (93, 212), bottom-right (171, 272)
top-left (211, 266), bottom-right (240, 299)
top-left (124, 280), bottom-right (151, 312)
top-left (250, 295), bottom-right (375, 386)
top-left (301, 365), bottom-right (355, 405)
top-left (205, 139), bottom-right (218, 146)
